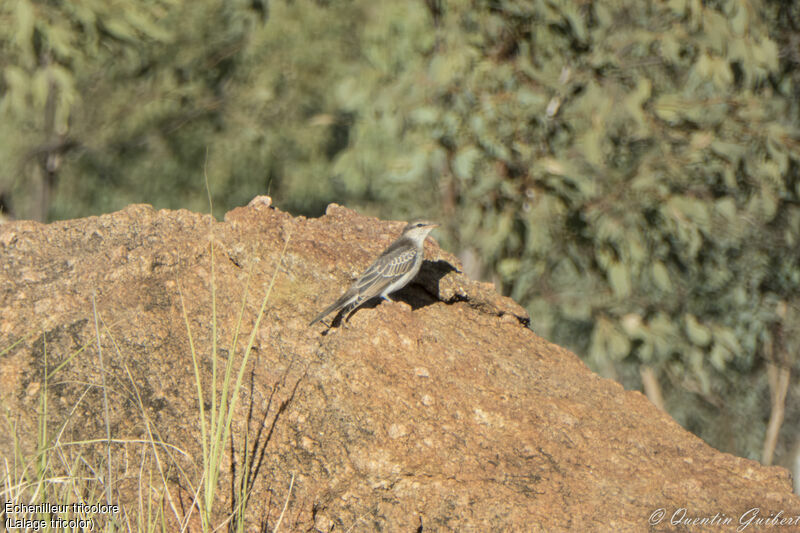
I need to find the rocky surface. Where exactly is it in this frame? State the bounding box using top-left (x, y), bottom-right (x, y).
top-left (1, 201), bottom-right (798, 531)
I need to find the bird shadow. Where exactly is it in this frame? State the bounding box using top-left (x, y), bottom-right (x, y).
top-left (319, 260), bottom-right (459, 333)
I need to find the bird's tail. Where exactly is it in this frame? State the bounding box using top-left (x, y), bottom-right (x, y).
top-left (308, 293), bottom-right (354, 326)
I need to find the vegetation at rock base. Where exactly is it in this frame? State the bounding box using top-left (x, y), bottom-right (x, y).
top-left (2, 0), bottom-right (800, 467)
top-left (0, 234), bottom-right (295, 531)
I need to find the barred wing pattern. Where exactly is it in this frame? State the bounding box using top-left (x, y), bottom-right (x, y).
top-left (346, 247), bottom-right (418, 309)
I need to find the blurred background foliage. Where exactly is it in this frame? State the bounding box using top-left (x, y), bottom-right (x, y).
top-left (2, 0), bottom-right (800, 470)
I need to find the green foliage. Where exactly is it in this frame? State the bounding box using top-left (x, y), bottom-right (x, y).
top-left (0, 0), bottom-right (365, 219)
top-left (0, 0), bottom-right (176, 218)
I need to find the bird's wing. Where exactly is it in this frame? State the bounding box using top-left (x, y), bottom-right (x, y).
top-left (348, 243), bottom-right (418, 306)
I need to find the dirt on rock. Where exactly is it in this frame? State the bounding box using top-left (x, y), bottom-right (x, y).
top-left (0, 201), bottom-right (798, 531)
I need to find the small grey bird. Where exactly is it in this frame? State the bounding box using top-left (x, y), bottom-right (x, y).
top-left (309, 220), bottom-right (438, 326)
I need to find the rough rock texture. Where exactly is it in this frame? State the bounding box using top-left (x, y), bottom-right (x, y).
top-left (1, 202), bottom-right (798, 531)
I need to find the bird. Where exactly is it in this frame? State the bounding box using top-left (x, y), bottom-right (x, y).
top-left (309, 220), bottom-right (439, 326)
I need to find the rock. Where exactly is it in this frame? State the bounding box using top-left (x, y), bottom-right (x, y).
top-left (246, 195), bottom-right (273, 208)
top-left (0, 202), bottom-right (797, 531)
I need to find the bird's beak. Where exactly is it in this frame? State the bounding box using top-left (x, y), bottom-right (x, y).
top-left (426, 223), bottom-right (439, 242)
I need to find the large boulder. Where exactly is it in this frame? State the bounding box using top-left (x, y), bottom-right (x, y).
top-left (0, 201), bottom-right (797, 531)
